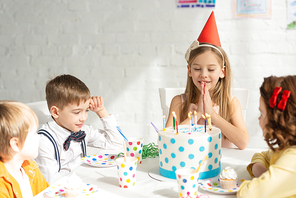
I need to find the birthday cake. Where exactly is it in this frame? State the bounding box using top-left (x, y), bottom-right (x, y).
top-left (158, 125), bottom-right (221, 179)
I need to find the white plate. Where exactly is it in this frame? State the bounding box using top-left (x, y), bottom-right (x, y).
top-left (45, 183), bottom-right (99, 197)
top-left (81, 154), bottom-right (122, 167)
top-left (200, 177), bottom-right (244, 195)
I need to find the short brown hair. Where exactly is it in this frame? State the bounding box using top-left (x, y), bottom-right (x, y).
top-left (46, 74), bottom-right (91, 110)
top-left (260, 75), bottom-right (296, 151)
top-left (0, 101), bottom-right (38, 161)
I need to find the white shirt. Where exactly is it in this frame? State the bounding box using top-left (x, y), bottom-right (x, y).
top-left (34, 114), bottom-right (123, 184)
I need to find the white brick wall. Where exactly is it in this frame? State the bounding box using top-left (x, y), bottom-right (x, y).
top-left (0, 0), bottom-right (295, 147)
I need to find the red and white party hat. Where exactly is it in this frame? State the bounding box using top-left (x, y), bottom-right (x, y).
top-left (197, 11), bottom-right (221, 47)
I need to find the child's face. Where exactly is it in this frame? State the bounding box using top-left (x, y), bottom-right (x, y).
top-left (187, 50), bottom-right (225, 92)
top-left (259, 96), bottom-right (268, 137)
top-left (55, 99), bottom-right (90, 133)
top-left (19, 126), bottom-right (40, 160)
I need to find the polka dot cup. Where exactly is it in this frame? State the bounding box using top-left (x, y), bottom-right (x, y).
top-left (116, 157), bottom-right (138, 188)
top-left (175, 168), bottom-right (199, 198)
top-left (124, 137), bottom-right (144, 164)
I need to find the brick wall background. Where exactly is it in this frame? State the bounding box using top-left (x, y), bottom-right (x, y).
top-left (0, 0), bottom-right (295, 147)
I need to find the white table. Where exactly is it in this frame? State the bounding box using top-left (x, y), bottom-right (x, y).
top-left (36, 147), bottom-right (266, 198)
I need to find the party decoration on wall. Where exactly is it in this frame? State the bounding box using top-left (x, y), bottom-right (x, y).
top-left (232, 0), bottom-right (271, 18)
top-left (287, 0), bottom-right (296, 29)
top-left (177, 0), bottom-right (216, 8)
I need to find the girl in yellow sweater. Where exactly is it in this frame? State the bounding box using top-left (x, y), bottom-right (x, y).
top-left (238, 75), bottom-right (296, 198)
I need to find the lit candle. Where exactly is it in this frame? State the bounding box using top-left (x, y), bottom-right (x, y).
top-left (163, 115), bottom-right (166, 131)
top-left (190, 111), bottom-right (193, 127)
top-left (188, 113), bottom-right (191, 133)
top-left (172, 111), bottom-right (176, 131)
top-left (201, 114), bottom-right (206, 133)
top-left (194, 110), bottom-right (197, 128)
top-left (206, 113), bottom-right (212, 131)
top-left (176, 119), bottom-right (179, 135)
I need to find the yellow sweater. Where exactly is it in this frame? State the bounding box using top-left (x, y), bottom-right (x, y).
top-left (237, 146), bottom-right (296, 198)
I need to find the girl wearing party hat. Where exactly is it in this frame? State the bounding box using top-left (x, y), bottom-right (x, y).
top-left (166, 11), bottom-right (248, 150)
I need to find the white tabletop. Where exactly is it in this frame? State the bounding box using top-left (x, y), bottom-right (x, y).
top-left (34, 146), bottom-right (267, 198)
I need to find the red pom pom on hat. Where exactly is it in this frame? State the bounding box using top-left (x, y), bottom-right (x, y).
top-left (197, 11), bottom-right (221, 47)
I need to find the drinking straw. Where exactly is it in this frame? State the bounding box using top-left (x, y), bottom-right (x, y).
top-left (150, 122), bottom-right (159, 133)
top-left (196, 155), bottom-right (208, 173)
top-left (123, 141), bottom-right (127, 162)
top-left (116, 126), bottom-right (128, 141)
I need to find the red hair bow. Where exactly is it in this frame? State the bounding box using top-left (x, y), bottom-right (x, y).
top-left (269, 87), bottom-right (291, 111)
top-left (277, 90), bottom-right (291, 111)
top-left (269, 87), bottom-right (282, 108)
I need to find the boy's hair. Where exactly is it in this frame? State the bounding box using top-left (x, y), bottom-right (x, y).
top-left (260, 75), bottom-right (296, 151)
top-left (46, 74), bottom-right (91, 110)
top-left (182, 43), bottom-right (232, 122)
top-left (0, 101), bottom-right (38, 161)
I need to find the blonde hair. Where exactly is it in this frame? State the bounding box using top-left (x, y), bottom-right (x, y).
top-left (46, 74), bottom-right (91, 110)
top-left (0, 101), bottom-right (38, 161)
top-left (181, 43), bottom-right (232, 122)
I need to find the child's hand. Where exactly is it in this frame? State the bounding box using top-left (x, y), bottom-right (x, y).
top-left (188, 103), bottom-right (198, 113)
top-left (89, 96), bottom-right (109, 118)
top-left (252, 162), bottom-right (268, 177)
top-left (202, 83), bottom-right (214, 115)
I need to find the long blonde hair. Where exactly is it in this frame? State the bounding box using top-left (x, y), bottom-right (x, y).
top-left (181, 43), bottom-right (232, 122)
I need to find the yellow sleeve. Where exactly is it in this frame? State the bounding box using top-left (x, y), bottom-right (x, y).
top-left (246, 149), bottom-right (273, 177)
top-left (237, 147), bottom-right (296, 198)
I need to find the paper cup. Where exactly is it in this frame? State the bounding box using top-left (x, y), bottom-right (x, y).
top-left (125, 137), bottom-right (144, 164)
top-left (116, 157), bottom-right (138, 188)
top-left (175, 168), bottom-right (199, 198)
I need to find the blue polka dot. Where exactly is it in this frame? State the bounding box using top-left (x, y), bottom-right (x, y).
top-left (139, 150), bottom-right (142, 154)
top-left (188, 139), bottom-right (194, 145)
top-left (172, 166), bottom-right (177, 171)
top-left (219, 161), bottom-right (221, 166)
top-left (159, 149), bottom-right (162, 155)
top-left (199, 160), bottom-right (202, 164)
top-left (160, 162), bottom-right (163, 167)
top-left (129, 166), bottom-right (133, 171)
top-left (170, 138), bottom-right (176, 144)
top-left (165, 158), bottom-right (169, 163)
top-left (163, 144), bottom-right (167, 149)
top-left (208, 165), bottom-right (213, 170)
top-left (208, 152), bottom-right (213, 158)
top-left (124, 172), bottom-right (128, 176)
top-left (179, 146), bottom-right (184, 152)
top-left (219, 133), bottom-right (221, 139)
top-left (219, 149), bottom-right (221, 155)
top-left (159, 136), bottom-right (161, 141)
top-left (208, 137), bottom-right (212, 142)
top-left (127, 147), bottom-right (129, 152)
top-left (183, 179), bottom-right (187, 183)
top-left (180, 161), bottom-right (186, 167)
top-left (188, 154), bottom-right (194, 159)
top-left (215, 158), bottom-right (218, 163)
top-left (141, 143), bottom-right (143, 147)
top-left (193, 184), bottom-right (196, 188)
top-left (215, 144), bottom-right (218, 149)
top-left (171, 153), bottom-right (176, 158)
top-left (181, 185), bottom-right (185, 190)
top-left (199, 146), bottom-right (205, 152)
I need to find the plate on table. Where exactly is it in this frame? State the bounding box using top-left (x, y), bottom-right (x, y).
top-left (200, 177), bottom-right (245, 195)
top-left (45, 183), bottom-right (99, 197)
top-left (81, 154), bottom-right (122, 167)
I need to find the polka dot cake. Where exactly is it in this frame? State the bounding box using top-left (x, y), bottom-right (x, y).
top-left (158, 125), bottom-right (221, 179)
